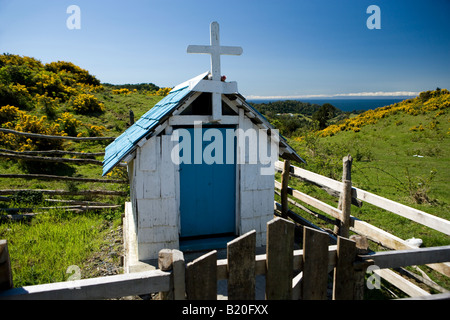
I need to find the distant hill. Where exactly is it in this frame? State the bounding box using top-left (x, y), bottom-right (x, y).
top-left (251, 99), bottom-right (342, 117)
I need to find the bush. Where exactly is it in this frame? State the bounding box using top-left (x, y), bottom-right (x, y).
top-left (45, 61), bottom-right (101, 86)
top-left (0, 111), bottom-right (65, 151)
top-left (57, 112), bottom-right (82, 136)
top-left (86, 125), bottom-right (107, 137)
top-left (0, 105), bottom-right (20, 124)
top-left (34, 93), bottom-right (60, 118)
top-left (71, 94), bottom-right (105, 114)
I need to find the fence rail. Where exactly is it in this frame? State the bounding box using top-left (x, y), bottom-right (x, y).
top-left (1, 218), bottom-right (449, 300)
top-left (274, 157), bottom-right (450, 295)
top-left (0, 128), bottom-right (115, 141)
top-left (274, 160), bottom-right (450, 236)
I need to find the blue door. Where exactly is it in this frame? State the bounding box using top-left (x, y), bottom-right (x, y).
top-left (179, 127), bottom-right (236, 244)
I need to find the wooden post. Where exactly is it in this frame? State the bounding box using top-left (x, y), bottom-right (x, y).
top-left (332, 236), bottom-right (357, 300)
top-left (157, 249), bottom-right (186, 300)
top-left (334, 155), bottom-right (352, 237)
top-left (172, 250), bottom-right (186, 300)
top-left (186, 250), bottom-right (217, 300)
top-left (0, 240), bottom-right (13, 291)
top-left (227, 230), bottom-right (256, 300)
top-left (158, 249), bottom-right (174, 300)
top-left (129, 109), bottom-right (135, 126)
top-left (266, 217), bottom-right (295, 299)
top-left (280, 160), bottom-right (291, 218)
top-left (302, 227), bottom-right (329, 300)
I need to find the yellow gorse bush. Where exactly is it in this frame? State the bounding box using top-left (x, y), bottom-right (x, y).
top-left (319, 89), bottom-right (450, 137)
top-left (0, 110), bottom-right (66, 151)
top-left (87, 125), bottom-right (107, 137)
top-left (155, 87), bottom-right (171, 97)
top-left (112, 88), bottom-right (132, 95)
top-left (57, 112), bottom-right (82, 137)
top-left (71, 93), bottom-right (105, 114)
top-left (0, 105), bottom-right (20, 124)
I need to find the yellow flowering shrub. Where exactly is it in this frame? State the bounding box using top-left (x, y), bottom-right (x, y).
top-left (71, 93), bottom-right (105, 114)
top-left (112, 88), bottom-right (132, 95)
top-left (409, 125), bottom-right (425, 132)
top-left (57, 112), bottom-right (82, 136)
top-left (319, 89), bottom-right (450, 137)
top-left (0, 105), bottom-right (20, 124)
top-left (0, 112), bottom-right (65, 151)
top-left (33, 93), bottom-right (60, 118)
top-left (86, 125), bottom-right (107, 137)
top-left (156, 87), bottom-right (171, 97)
top-left (44, 61), bottom-right (101, 86)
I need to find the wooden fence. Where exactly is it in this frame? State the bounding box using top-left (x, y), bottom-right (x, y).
top-left (0, 129), bottom-right (127, 216)
top-left (274, 157), bottom-right (450, 297)
top-left (1, 217), bottom-right (449, 300)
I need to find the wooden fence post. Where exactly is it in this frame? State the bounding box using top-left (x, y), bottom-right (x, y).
top-left (158, 249), bottom-right (174, 300)
top-left (335, 155), bottom-right (352, 237)
top-left (227, 230), bottom-right (256, 300)
top-left (129, 109), bottom-right (135, 126)
top-left (172, 250), bottom-right (186, 300)
top-left (332, 236), bottom-right (357, 300)
top-left (266, 217), bottom-right (295, 299)
top-left (186, 250), bottom-right (217, 300)
top-left (157, 249), bottom-right (185, 300)
top-left (0, 240), bottom-right (13, 291)
top-left (280, 160), bottom-right (291, 218)
top-left (302, 226), bottom-right (329, 300)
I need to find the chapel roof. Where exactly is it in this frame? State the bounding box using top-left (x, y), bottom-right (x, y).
top-left (102, 72), bottom-right (304, 176)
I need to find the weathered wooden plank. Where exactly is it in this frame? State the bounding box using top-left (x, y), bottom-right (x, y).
top-left (353, 187), bottom-right (450, 236)
top-left (302, 226), bottom-right (329, 300)
top-left (0, 240), bottom-right (13, 291)
top-left (352, 218), bottom-right (450, 278)
top-left (227, 230), bottom-right (256, 300)
top-left (0, 174), bottom-right (126, 184)
top-left (0, 152), bottom-right (103, 165)
top-left (374, 269), bottom-right (430, 297)
top-left (332, 236), bottom-right (357, 300)
top-left (275, 161), bottom-right (450, 235)
top-left (186, 250), bottom-right (217, 300)
top-left (0, 270), bottom-right (170, 300)
top-left (275, 180), bottom-right (341, 219)
top-left (280, 160), bottom-right (291, 218)
top-left (0, 127), bottom-right (115, 141)
top-left (0, 189), bottom-right (127, 196)
top-left (359, 245), bottom-right (450, 269)
top-left (0, 148), bottom-right (105, 157)
top-left (398, 292), bottom-right (450, 300)
top-left (266, 217), bottom-right (295, 300)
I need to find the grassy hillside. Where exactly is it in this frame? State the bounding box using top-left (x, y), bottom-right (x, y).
top-left (286, 89), bottom-right (450, 246)
top-left (0, 54), bottom-right (165, 286)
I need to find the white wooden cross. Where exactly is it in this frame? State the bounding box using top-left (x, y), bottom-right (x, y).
top-left (187, 21), bottom-right (243, 121)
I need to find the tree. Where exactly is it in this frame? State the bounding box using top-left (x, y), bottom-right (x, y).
top-left (312, 103), bottom-right (337, 130)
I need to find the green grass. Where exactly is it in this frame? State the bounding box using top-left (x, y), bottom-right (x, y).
top-left (287, 115), bottom-right (450, 243)
top-left (281, 99), bottom-right (450, 294)
top-left (0, 208), bottom-right (122, 287)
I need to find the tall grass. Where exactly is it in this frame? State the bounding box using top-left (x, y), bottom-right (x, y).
top-left (0, 208), bottom-right (120, 287)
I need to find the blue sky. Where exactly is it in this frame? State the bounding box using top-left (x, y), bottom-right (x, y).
top-left (1, 0), bottom-right (449, 98)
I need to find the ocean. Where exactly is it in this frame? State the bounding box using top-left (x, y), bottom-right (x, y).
top-left (248, 98), bottom-right (407, 112)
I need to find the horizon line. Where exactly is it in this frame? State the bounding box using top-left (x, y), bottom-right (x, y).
top-left (246, 91), bottom-right (420, 100)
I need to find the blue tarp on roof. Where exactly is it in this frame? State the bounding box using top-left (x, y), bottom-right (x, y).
top-left (102, 85), bottom-right (191, 176)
